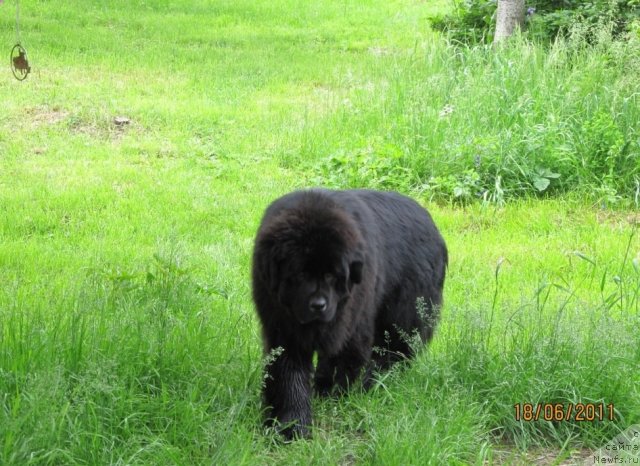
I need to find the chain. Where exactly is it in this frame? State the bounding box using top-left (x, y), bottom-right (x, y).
top-left (16, 0), bottom-right (21, 44)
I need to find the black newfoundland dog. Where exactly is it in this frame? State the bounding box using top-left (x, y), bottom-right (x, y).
top-left (252, 189), bottom-right (447, 439)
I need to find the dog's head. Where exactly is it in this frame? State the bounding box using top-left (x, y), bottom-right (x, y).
top-left (255, 196), bottom-right (364, 325)
top-left (272, 250), bottom-right (363, 324)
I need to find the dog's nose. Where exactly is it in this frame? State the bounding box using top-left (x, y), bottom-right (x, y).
top-left (309, 296), bottom-right (327, 313)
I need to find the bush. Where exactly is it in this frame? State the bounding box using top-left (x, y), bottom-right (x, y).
top-left (429, 0), bottom-right (640, 45)
top-left (429, 0), bottom-right (498, 44)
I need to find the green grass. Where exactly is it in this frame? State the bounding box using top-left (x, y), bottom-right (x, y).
top-left (1, 1), bottom-right (639, 464)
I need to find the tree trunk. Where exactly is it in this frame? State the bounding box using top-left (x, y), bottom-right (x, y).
top-left (494, 0), bottom-right (525, 43)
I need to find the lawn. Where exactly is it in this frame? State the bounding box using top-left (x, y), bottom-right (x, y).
top-left (1, 0), bottom-right (639, 464)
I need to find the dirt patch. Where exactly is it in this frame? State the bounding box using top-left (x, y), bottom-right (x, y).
top-left (21, 106), bottom-right (134, 141)
top-left (25, 105), bottom-right (70, 128)
top-left (595, 210), bottom-right (640, 227)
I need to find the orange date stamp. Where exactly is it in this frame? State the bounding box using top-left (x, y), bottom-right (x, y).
top-left (514, 403), bottom-right (615, 422)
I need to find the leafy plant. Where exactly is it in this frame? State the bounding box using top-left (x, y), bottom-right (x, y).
top-left (421, 169), bottom-right (483, 204)
top-left (532, 167), bottom-right (561, 192)
top-left (575, 111), bottom-right (634, 195)
top-left (312, 146), bottom-right (414, 191)
top-left (429, 0), bottom-right (498, 44)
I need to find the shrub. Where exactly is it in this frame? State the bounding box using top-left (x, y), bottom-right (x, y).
top-left (429, 0), bottom-right (640, 45)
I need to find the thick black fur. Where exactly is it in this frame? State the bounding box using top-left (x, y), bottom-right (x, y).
top-left (252, 189), bottom-right (447, 439)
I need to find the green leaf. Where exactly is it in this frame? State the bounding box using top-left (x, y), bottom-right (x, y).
top-left (537, 167), bottom-right (561, 179)
top-left (533, 177), bottom-right (550, 192)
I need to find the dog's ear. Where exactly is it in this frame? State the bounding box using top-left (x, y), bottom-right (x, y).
top-left (344, 248), bottom-right (364, 287)
top-left (349, 260), bottom-right (363, 284)
top-left (340, 253), bottom-right (363, 293)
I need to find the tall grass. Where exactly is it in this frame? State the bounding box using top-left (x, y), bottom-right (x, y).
top-left (0, 249), bottom-right (261, 464)
top-left (306, 29), bottom-right (640, 205)
top-left (1, 208), bottom-right (638, 464)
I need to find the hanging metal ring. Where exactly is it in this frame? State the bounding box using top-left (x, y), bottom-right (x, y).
top-left (11, 43), bottom-right (31, 81)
